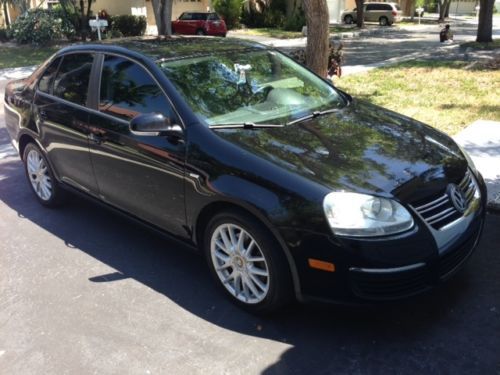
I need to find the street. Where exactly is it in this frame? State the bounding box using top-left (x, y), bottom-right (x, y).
top-left (1, 26), bottom-right (500, 373)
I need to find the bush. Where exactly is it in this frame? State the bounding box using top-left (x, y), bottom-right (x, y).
top-left (0, 28), bottom-right (10, 43)
top-left (111, 15), bottom-right (147, 37)
top-left (213, 0), bottom-right (242, 29)
top-left (283, 7), bottom-right (305, 31)
top-left (51, 5), bottom-right (78, 40)
top-left (8, 9), bottom-right (71, 45)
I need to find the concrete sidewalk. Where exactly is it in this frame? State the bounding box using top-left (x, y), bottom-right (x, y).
top-left (454, 120), bottom-right (500, 211)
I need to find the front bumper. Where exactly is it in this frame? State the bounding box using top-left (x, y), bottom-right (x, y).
top-left (349, 217), bottom-right (482, 300)
top-left (290, 171), bottom-right (487, 304)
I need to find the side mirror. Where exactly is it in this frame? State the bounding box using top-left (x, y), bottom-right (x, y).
top-left (130, 113), bottom-right (184, 142)
top-left (130, 113), bottom-right (171, 134)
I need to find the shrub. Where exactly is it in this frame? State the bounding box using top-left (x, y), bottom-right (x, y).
top-left (0, 28), bottom-right (10, 43)
top-left (51, 5), bottom-right (78, 40)
top-left (283, 7), bottom-right (305, 31)
top-left (111, 15), bottom-right (147, 37)
top-left (213, 0), bottom-right (242, 29)
top-left (9, 9), bottom-right (69, 45)
top-left (240, 0), bottom-right (291, 29)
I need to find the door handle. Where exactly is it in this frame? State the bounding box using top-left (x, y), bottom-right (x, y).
top-left (89, 132), bottom-right (105, 145)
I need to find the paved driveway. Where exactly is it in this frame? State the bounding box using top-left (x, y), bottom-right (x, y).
top-left (1, 80), bottom-right (499, 374)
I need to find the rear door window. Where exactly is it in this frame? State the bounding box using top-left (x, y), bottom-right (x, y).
top-left (53, 53), bottom-right (94, 106)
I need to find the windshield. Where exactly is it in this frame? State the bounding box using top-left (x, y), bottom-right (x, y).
top-left (158, 49), bottom-right (346, 126)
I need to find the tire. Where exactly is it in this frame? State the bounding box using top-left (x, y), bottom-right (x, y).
top-left (344, 15), bottom-right (354, 24)
top-left (23, 142), bottom-right (66, 208)
top-left (196, 29), bottom-right (205, 36)
top-left (203, 209), bottom-right (293, 314)
top-left (379, 16), bottom-right (389, 26)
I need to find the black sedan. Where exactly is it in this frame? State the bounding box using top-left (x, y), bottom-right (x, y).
top-left (3, 37), bottom-right (486, 313)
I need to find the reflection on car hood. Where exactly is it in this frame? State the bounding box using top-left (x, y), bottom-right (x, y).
top-left (213, 99), bottom-right (467, 199)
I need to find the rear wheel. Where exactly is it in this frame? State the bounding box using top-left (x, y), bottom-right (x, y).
top-left (379, 16), bottom-right (389, 26)
top-left (196, 29), bottom-right (205, 35)
top-left (344, 15), bottom-right (354, 24)
top-left (23, 142), bottom-right (66, 207)
top-left (204, 210), bottom-right (293, 313)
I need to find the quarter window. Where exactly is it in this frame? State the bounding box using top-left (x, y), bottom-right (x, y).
top-left (99, 55), bottom-right (176, 121)
top-left (38, 57), bottom-right (62, 94)
top-left (53, 53), bottom-right (94, 106)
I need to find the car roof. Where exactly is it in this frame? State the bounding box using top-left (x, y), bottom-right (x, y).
top-left (56, 36), bottom-right (267, 63)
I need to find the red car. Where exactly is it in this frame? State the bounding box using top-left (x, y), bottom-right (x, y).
top-left (172, 12), bottom-right (227, 37)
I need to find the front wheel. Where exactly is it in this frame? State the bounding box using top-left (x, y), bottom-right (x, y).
top-left (196, 29), bottom-right (205, 36)
top-left (204, 210), bottom-right (293, 313)
top-left (344, 15), bottom-right (354, 24)
top-left (23, 142), bottom-right (66, 207)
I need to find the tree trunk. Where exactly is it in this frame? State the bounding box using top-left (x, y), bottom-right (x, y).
top-left (476, 0), bottom-right (494, 42)
top-left (152, 0), bottom-right (166, 35)
top-left (3, 2), bottom-right (10, 28)
top-left (302, 0), bottom-right (329, 76)
top-left (162, 0), bottom-right (173, 35)
top-left (444, 0), bottom-right (451, 17)
top-left (355, 0), bottom-right (364, 28)
top-left (438, 0), bottom-right (451, 21)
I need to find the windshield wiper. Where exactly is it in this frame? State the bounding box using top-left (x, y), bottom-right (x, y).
top-left (209, 122), bottom-right (285, 129)
top-left (286, 108), bottom-right (340, 126)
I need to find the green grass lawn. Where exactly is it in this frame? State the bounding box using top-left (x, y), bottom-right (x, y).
top-left (232, 28), bottom-right (303, 39)
top-left (0, 45), bottom-right (59, 70)
top-left (460, 39), bottom-right (500, 50)
top-left (336, 60), bottom-right (500, 135)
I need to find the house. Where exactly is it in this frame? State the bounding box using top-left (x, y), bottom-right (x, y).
top-left (1, 0), bottom-right (212, 34)
top-left (91, 0), bottom-right (211, 35)
top-left (327, 0), bottom-right (356, 23)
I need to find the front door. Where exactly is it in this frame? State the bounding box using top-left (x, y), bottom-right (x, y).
top-left (87, 54), bottom-right (187, 237)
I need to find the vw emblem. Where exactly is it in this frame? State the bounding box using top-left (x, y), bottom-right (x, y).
top-left (447, 184), bottom-right (467, 213)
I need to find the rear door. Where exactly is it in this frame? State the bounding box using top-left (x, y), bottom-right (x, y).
top-left (365, 3), bottom-right (377, 22)
top-left (33, 52), bottom-right (99, 195)
top-left (87, 54), bottom-right (187, 236)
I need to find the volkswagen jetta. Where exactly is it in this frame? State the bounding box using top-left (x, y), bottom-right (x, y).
top-left (4, 37), bottom-right (486, 313)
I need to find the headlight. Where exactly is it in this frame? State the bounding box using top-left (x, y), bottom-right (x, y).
top-left (323, 192), bottom-right (414, 237)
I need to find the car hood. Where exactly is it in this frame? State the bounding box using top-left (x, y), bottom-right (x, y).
top-left (213, 100), bottom-right (467, 201)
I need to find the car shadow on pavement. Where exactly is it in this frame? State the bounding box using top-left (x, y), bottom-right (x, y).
top-left (1, 150), bottom-right (499, 373)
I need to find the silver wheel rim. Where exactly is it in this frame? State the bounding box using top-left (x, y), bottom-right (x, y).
top-left (26, 149), bottom-right (52, 201)
top-left (210, 223), bottom-right (270, 304)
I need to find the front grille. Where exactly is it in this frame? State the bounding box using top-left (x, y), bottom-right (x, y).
top-left (351, 266), bottom-right (431, 300)
top-left (411, 170), bottom-right (478, 230)
top-left (439, 229), bottom-right (478, 279)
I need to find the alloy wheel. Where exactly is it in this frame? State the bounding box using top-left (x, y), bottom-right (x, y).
top-left (26, 149), bottom-right (52, 201)
top-left (210, 223), bottom-right (270, 304)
